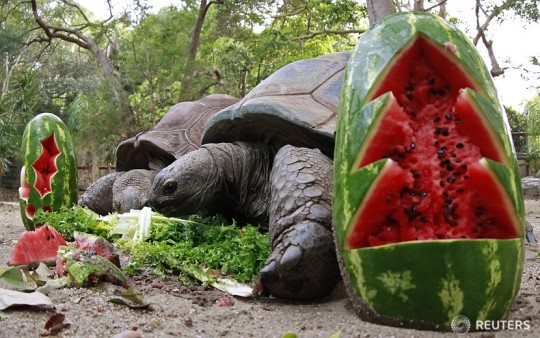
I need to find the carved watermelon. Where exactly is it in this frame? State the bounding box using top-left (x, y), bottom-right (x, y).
top-left (19, 113), bottom-right (78, 230)
top-left (333, 12), bottom-right (525, 330)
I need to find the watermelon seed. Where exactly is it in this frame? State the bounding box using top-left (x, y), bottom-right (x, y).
top-left (405, 84), bottom-right (413, 91)
top-left (412, 171), bottom-right (421, 179)
top-left (410, 142), bottom-right (416, 149)
top-left (434, 141), bottom-right (440, 147)
top-left (456, 142), bottom-right (464, 148)
top-left (475, 206), bottom-right (485, 217)
top-left (429, 78), bottom-right (436, 85)
top-left (447, 175), bottom-right (456, 183)
top-left (442, 160), bottom-right (452, 169)
top-left (419, 192), bottom-right (428, 197)
top-left (414, 182), bottom-right (422, 188)
top-left (420, 216), bottom-right (429, 223)
top-left (434, 116), bottom-right (441, 123)
top-left (445, 113), bottom-right (453, 120)
top-left (437, 147), bottom-right (446, 158)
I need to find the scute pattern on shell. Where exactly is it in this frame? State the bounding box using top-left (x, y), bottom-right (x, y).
top-left (202, 53), bottom-right (351, 157)
top-left (116, 94), bottom-right (239, 171)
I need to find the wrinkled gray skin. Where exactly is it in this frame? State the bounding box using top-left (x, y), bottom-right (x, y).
top-left (79, 172), bottom-right (124, 215)
top-left (79, 170), bottom-right (156, 215)
top-left (112, 169), bottom-right (157, 213)
top-left (149, 141), bottom-right (339, 300)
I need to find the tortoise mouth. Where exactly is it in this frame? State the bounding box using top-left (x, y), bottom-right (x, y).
top-left (148, 195), bottom-right (200, 217)
top-left (148, 200), bottom-right (179, 216)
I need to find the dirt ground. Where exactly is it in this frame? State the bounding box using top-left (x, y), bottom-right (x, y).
top-left (0, 199), bottom-right (539, 338)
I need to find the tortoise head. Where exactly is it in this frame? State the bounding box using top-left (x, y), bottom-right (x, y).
top-left (148, 148), bottom-right (219, 216)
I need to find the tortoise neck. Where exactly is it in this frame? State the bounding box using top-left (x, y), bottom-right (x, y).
top-left (203, 142), bottom-right (275, 223)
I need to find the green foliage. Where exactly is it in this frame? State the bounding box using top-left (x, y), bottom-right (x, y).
top-left (506, 106), bottom-right (527, 133)
top-left (33, 205), bottom-right (271, 284)
top-left (34, 206), bottom-right (114, 241)
top-left (126, 215), bottom-right (271, 283)
top-left (525, 95), bottom-right (540, 172)
top-left (508, 0), bottom-right (540, 22)
top-left (120, 6), bottom-right (195, 128)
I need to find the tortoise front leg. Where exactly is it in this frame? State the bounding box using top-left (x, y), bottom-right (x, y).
top-left (258, 145), bottom-right (340, 300)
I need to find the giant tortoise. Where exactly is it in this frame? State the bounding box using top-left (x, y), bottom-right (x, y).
top-left (149, 52), bottom-right (350, 300)
top-left (79, 94), bottom-right (239, 214)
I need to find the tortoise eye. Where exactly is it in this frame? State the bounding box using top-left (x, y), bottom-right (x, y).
top-left (163, 181), bottom-right (177, 195)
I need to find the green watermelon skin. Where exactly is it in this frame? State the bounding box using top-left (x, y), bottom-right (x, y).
top-left (19, 113), bottom-right (78, 230)
top-left (345, 239), bottom-right (524, 327)
top-left (333, 12), bottom-right (525, 329)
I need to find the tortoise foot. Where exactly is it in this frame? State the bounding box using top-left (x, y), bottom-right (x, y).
top-left (258, 220), bottom-right (340, 300)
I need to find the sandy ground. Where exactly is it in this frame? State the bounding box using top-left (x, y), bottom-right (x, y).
top-left (0, 199), bottom-right (539, 338)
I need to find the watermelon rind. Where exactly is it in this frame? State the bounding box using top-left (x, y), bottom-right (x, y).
top-left (19, 113), bottom-right (78, 230)
top-left (341, 238), bottom-right (524, 329)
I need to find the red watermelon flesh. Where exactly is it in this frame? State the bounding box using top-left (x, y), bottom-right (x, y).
top-left (347, 36), bottom-right (519, 249)
top-left (9, 225), bottom-right (67, 265)
top-left (32, 133), bottom-right (60, 197)
top-left (55, 233), bottom-right (120, 277)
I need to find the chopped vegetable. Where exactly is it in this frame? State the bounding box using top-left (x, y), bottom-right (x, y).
top-left (34, 206), bottom-right (113, 241)
top-left (32, 205), bottom-right (271, 285)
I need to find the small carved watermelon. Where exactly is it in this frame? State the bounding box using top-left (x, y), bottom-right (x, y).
top-left (19, 113), bottom-right (78, 230)
top-left (333, 12), bottom-right (525, 330)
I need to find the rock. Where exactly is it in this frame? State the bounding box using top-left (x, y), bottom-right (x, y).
top-left (521, 176), bottom-right (540, 200)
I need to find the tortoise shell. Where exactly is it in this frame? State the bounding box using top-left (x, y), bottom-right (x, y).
top-left (116, 94), bottom-right (239, 171)
top-left (202, 52), bottom-right (350, 157)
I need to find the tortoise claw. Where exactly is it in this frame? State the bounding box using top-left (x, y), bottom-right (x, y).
top-left (257, 221), bottom-right (340, 300)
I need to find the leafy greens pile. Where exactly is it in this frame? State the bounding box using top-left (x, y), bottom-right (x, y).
top-left (35, 206), bottom-right (271, 284)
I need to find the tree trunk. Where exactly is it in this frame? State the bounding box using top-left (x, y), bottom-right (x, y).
top-left (29, 0), bottom-right (137, 135)
top-left (366, 0), bottom-right (394, 25)
top-left (180, 0), bottom-right (223, 100)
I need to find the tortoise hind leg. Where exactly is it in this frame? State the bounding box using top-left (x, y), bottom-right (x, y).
top-left (258, 145), bottom-right (340, 300)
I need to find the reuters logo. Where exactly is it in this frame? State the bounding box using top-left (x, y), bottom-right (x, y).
top-left (451, 315), bottom-right (471, 334)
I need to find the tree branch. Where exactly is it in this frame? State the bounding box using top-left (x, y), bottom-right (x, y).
top-left (293, 28), bottom-right (367, 41)
top-left (474, 0), bottom-right (504, 77)
top-left (30, 0), bottom-right (92, 49)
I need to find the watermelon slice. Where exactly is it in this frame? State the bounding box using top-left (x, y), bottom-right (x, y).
top-left (9, 225), bottom-right (67, 266)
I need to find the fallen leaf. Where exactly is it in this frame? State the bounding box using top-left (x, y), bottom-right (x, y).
top-left (0, 287), bottom-right (54, 310)
top-left (41, 312), bottom-right (70, 336)
top-left (281, 333), bottom-right (298, 338)
top-left (0, 266), bottom-right (37, 290)
top-left (107, 286), bottom-right (149, 308)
